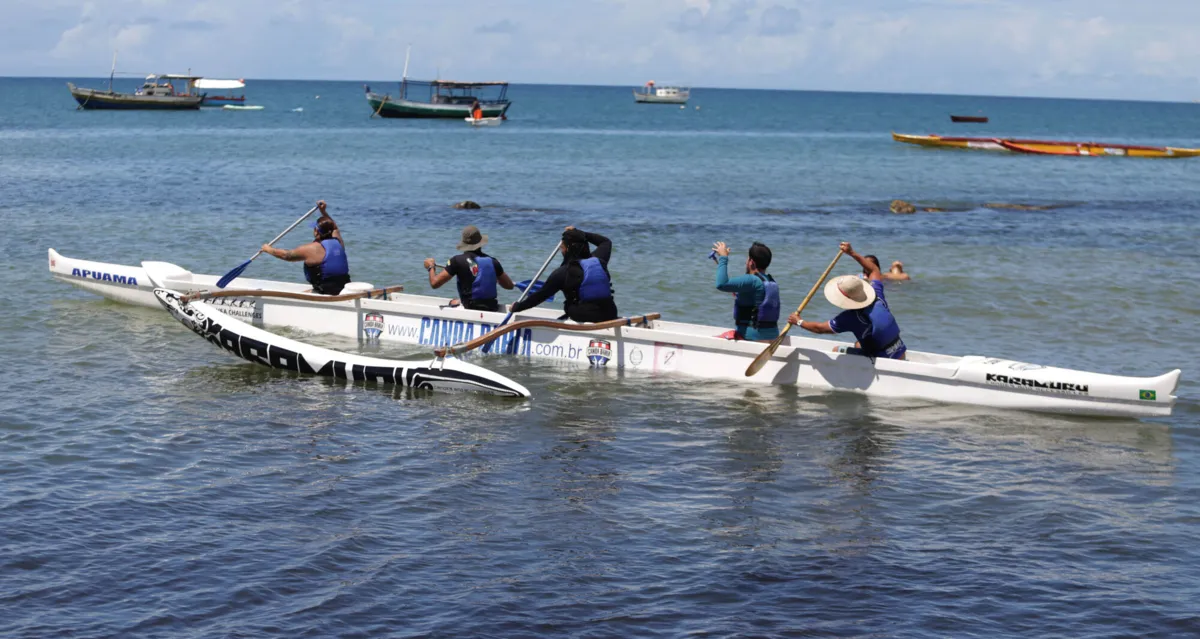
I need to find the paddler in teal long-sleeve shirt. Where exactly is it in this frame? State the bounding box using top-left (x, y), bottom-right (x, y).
top-left (712, 241), bottom-right (781, 341)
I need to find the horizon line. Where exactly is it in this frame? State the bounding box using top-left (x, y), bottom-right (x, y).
top-left (5, 75), bottom-right (1196, 105)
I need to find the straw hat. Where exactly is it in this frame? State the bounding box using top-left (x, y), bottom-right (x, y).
top-left (824, 274), bottom-right (877, 310)
top-left (456, 225), bottom-right (488, 251)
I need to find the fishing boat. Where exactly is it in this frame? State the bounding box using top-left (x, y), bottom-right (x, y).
top-left (195, 78), bottom-right (246, 106)
top-left (154, 288), bottom-right (529, 398)
top-left (68, 73), bottom-right (204, 110)
top-left (465, 116), bottom-right (502, 127)
top-left (893, 133), bottom-right (1200, 158)
top-left (634, 81), bottom-right (690, 104)
top-left (950, 115), bottom-right (988, 123)
top-left (49, 249), bottom-right (1181, 418)
top-left (366, 80), bottom-right (511, 119)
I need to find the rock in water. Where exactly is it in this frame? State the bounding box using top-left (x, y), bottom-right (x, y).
top-left (454, 201), bottom-right (482, 210)
top-left (890, 200), bottom-right (916, 214)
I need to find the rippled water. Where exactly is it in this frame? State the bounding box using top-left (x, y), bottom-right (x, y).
top-left (2, 78), bottom-right (1198, 637)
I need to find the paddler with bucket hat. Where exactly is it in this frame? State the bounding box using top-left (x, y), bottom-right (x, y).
top-left (788, 241), bottom-right (906, 360)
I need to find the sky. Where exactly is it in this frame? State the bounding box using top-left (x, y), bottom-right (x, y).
top-left (2, 0), bottom-right (1199, 101)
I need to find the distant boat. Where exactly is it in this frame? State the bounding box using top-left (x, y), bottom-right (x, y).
top-left (893, 133), bottom-right (1200, 158)
top-left (364, 46), bottom-right (510, 119)
top-left (950, 114), bottom-right (988, 123)
top-left (196, 78), bottom-right (246, 106)
top-left (68, 74), bottom-right (204, 110)
top-left (634, 81), bottom-right (689, 104)
top-left (366, 80), bottom-right (511, 118)
top-left (223, 104), bottom-right (263, 111)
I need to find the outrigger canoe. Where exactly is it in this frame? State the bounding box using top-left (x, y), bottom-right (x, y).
top-left (893, 133), bottom-right (1200, 158)
top-left (154, 289), bottom-right (529, 398)
top-left (49, 249), bottom-right (1181, 418)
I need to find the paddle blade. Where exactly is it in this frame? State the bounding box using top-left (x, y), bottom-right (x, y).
top-left (515, 279), bottom-right (554, 301)
top-left (215, 260), bottom-right (251, 289)
top-left (745, 326), bottom-right (790, 377)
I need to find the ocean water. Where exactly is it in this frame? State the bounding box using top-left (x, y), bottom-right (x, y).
top-left (1, 77), bottom-right (1198, 637)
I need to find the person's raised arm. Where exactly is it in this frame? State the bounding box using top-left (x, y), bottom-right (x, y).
top-left (316, 200), bottom-right (342, 242)
top-left (713, 241), bottom-right (757, 294)
top-left (842, 242), bottom-right (881, 281)
top-left (584, 230), bottom-right (612, 263)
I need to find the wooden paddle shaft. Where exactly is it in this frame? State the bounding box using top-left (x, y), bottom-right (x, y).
top-left (436, 313), bottom-right (661, 357)
top-left (792, 248), bottom-right (844, 320)
top-left (183, 284), bottom-right (404, 304)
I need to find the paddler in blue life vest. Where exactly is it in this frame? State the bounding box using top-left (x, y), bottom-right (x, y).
top-left (423, 225), bottom-right (515, 312)
top-left (712, 241), bottom-right (780, 341)
top-left (509, 226), bottom-right (619, 322)
top-left (789, 242), bottom-right (906, 359)
top-left (261, 200), bottom-right (351, 295)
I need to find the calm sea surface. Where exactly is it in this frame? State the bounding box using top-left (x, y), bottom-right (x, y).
top-left (1, 77), bottom-right (1198, 637)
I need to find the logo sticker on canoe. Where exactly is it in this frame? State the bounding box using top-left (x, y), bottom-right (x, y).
top-left (363, 313), bottom-right (385, 341)
top-left (1139, 389), bottom-right (1157, 401)
top-left (587, 339), bottom-right (612, 367)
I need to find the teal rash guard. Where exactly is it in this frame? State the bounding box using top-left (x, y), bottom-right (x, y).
top-left (716, 256), bottom-right (781, 341)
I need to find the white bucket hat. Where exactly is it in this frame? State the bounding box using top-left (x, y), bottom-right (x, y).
top-left (824, 274), bottom-right (877, 310)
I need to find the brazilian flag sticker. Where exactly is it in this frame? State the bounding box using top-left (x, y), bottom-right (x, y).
top-left (1139, 390), bottom-right (1157, 401)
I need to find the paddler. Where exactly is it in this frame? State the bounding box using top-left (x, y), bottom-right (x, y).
top-left (509, 226), bottom-right (618, 322)
top-left (471, 100), bottom-right (484, 120)
top-left (789, 242), bottom-right (906, 359)
top-left (712, 241), bottom-right (780, 341)
top-left (423, 225), bottom-right (515, 311)
top-left (261, 200), bottom-right (351, 295)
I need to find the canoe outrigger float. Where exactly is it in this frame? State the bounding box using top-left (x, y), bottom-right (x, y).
top-left (154, 288), bottom-right (530, 398)
top-left (49, 249), bottom-right (1181, 418)
top-left (893, 133), bottom-right (1200, 158)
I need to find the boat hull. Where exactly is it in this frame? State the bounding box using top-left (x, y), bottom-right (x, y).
top-left (893, 132), bottom-right (1200, 158)
top-left (366, 92), bottom-right (510, 119)
top-left (201, 95), bottom-right (245, 105)
top-left (154, 289), bottom-right (530, 398)
top-left (950, 115), bottom-right (988, 123)
top-left (50, 249), bottom-right (1181, 418)
top-left (634, 92), bottom-right (689, 104)
top-left (67, 83), bottom-right (203, 110)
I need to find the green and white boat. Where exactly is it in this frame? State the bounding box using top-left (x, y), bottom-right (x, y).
top-left (365, 79), bottom-right (511, 119)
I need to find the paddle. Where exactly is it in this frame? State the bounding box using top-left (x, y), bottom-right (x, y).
top-left (744, 248), bottom-right (844, 377)
top-left (182, 284), bottom-right (404, 305)
top-left (435, 313), bottom-right (661, 358)
top-left (481, 241), bottom-right (562, 354)
top-left (216, 206), bottom-right (319, 288)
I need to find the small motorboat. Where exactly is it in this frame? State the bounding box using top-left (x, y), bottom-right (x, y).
top-left (950, 115), bottom-right (988, 123)
top-left (223, 105), bottom-right (264, 111)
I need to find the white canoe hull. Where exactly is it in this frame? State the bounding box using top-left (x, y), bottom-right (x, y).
top-left (50, 249), bottom-right (1182, 418)
top-left (154, 289), bottom-right (530, 398)
top-left (465, 117), bottom-right (502, 127)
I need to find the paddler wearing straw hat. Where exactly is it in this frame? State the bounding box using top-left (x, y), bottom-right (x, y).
top-left (509, 226), bottom-right (618, 322)
top-left (788, 242), bottom-right (906, 359)
top-left (261, 200), bottom-right (352, 295)
top-left (423, 225), bottom-right (515, 312)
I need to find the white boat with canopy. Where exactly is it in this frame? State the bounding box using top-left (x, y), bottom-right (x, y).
top-left (48, 248), bottom-right (1182, 418)
top-left (194, 78), bottom-right (246, 106)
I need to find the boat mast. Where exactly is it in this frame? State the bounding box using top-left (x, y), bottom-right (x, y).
top-left (108, 49), bottom-right (118, 92)
top-left (401, 43), bottom-right (411, 99)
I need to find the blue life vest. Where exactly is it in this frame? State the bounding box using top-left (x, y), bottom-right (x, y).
top-left (468, 256), bottom-right (498, 302)
top-left (304, 238), bottom-right (349, 286)
top-left (576, 257), bottom-right (612, 302)
top-left (734, 274), bottom-right (780, 329)
top-left (860, 302), bottom-right (901, 356)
